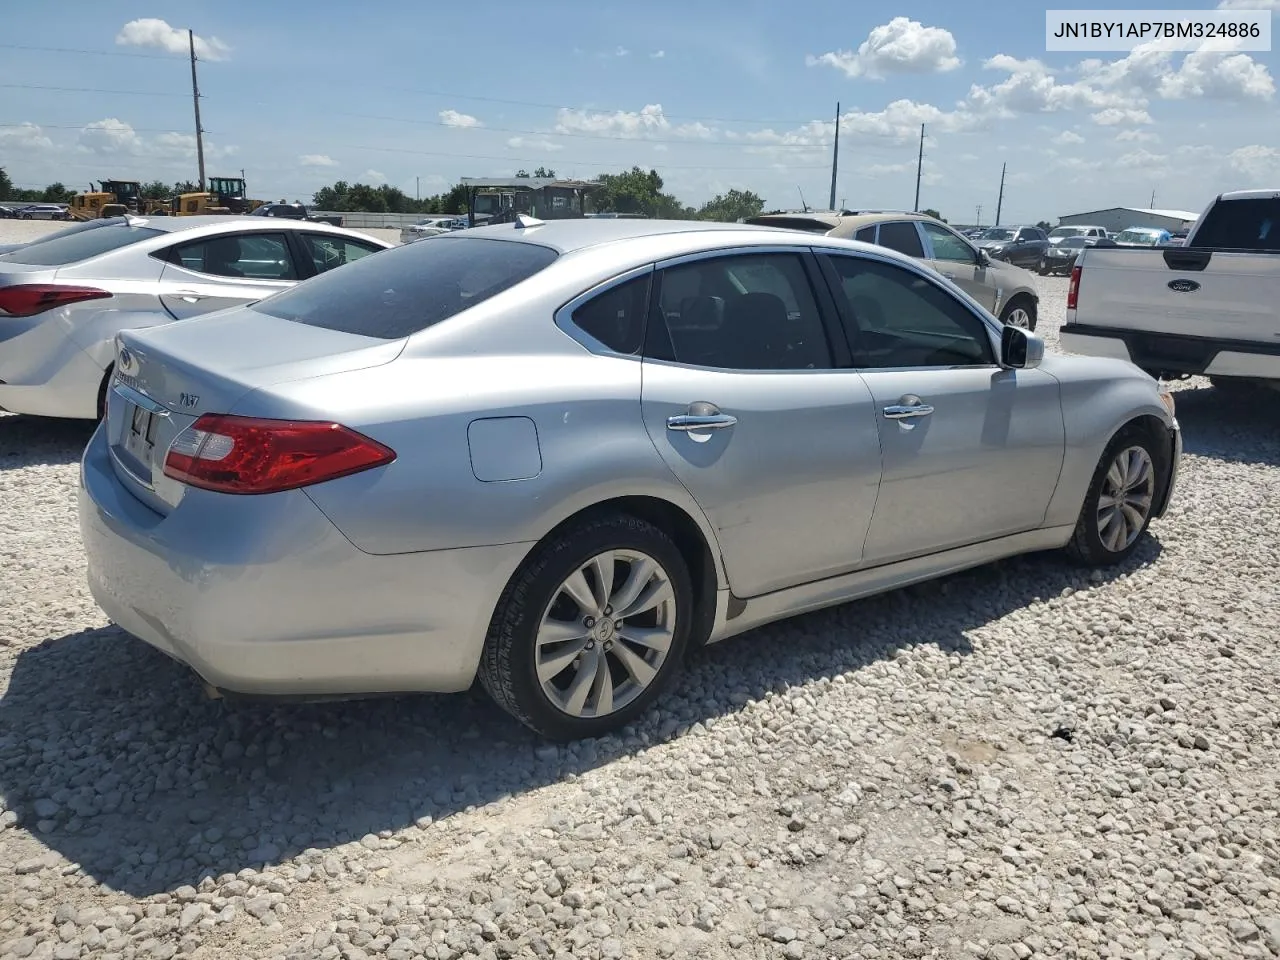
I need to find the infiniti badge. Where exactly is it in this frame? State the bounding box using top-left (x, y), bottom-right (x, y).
top-left (1168, 278), bottom-right (1200, 293)
top-left (118, 347), bottom-right (135, 372)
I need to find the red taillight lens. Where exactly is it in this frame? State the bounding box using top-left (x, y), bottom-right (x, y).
top-left (0, 284), bottom-right (112, 317)
top-left (1066, 265), bottom-right (1081, 310)
top-left (163, 414), bottom-right (396, 495)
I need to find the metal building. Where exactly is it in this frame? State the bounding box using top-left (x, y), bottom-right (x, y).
top-left (1056, 206), bottom-right (1199, 234)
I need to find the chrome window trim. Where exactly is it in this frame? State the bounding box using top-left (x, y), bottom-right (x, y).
top-left (553, 263), bottom-right (655, 359)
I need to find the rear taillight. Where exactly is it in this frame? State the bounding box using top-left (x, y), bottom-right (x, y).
top-left (0, 284), bottom-right (112, 317)
top-left (1066, 265), bottom-right (1081, 310)
top-left (163, 414), bottom-right (396, 495)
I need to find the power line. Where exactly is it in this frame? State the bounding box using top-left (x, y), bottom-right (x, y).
top-left (0, 43), bottom-right (185, 60)
top-left (328, 110), bottom-right (860, 149)
top-left (0, 83), bottom-right (193, 98)
top-left (0, 122), bottom-right (200, 134)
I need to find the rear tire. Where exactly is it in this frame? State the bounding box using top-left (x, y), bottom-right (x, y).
top-left (1064, 424), bottom-right (1162, 567)
top-left (96, 366), bottom-right (114, 422)
top-left (478, 514), bottom-right (694, 740)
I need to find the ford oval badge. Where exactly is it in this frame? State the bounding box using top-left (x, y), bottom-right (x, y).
top-left (1168, 278), bottom-right (1200, 293)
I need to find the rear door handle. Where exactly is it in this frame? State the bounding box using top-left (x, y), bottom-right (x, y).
top-left (667, 414), bottom-right (737, 431)
top-left (941, 272), bottom-right (956, 280)
top-left (883, 403), bottom-right (934, 420)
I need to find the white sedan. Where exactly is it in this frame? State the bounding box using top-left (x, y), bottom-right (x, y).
top-left (0, 215), bottom-right (391, 419)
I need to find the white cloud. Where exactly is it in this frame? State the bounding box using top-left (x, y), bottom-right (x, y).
top-left (439, 109), bottom-right (481, 128)
top-left (1157, 45), bottom-right (1275, 99)
top-left (299, 154), bottom-right (338, 167)
top-left (116, 18), bottom-right (229, 60)
top-left (78, 118), bottom-right (144, 155)
top-left (1116, 129), bottom-right (1160, 142)
top-left (74, 118), bottom-right (232, 164)
top-left (650, 50), bottom-right (665, 59)
top-left (807, 17), bottom-right (961, 79)
top-left (554, 103), bottom-right (712, 140)
top-left (360, 169), bottom-right (387, 184)
top-left (1228, 144), bottom-right (1280, 177)
top-left (614, 46), bottom-right (629, 57)
top-left (0, 123), bottom-right (53, 151)
top-left (1217, 0), bottom-right (1280, 9)
top-left (1053, 130), bottom-right (1085, 145)
top-left (506, 136), bottom-right (564, 152)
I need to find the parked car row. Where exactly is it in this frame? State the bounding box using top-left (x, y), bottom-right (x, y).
top-left (3, 210), bottom-right (1183, 739)
top-left (0, 202), bottom-right (71, 220)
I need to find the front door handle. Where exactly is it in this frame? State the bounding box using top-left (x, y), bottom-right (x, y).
top-left (667, 414), bottom-right (738, 431)
top-left (174, 290), bottom-right (208, 303)
top-left (883, 403), bottom-right (934, 420)
top-left (941, 271), bottom-right (956, 280)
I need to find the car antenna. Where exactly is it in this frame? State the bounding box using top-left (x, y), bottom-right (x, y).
top-left (514, 214), bottom-right (545, 229)
top-left (797, 187), bottom-right (809, 213)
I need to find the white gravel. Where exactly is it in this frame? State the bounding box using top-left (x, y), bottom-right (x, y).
top-left (3, 254), bottom-right (1280, 960)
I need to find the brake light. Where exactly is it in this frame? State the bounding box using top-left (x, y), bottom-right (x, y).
top-left (0, 284), bottom-right (112, 317)
top-left (163, 414), bottom-right (396, 495)
top-left (1066, 265), bottom-right (1082, 310)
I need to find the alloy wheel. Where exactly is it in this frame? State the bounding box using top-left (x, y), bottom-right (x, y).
top-left (1096, 445), bottom-right (1155, 552)
top-left (535, 550), bottom-right (676, 719)
top-left (1005, 307), bottom-right (1032, 328)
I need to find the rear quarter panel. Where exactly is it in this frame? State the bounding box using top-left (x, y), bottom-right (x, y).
top-left (247, 352), bottom-right (728, 583)
top-left (1040, 355), bottom-right (1174, 528)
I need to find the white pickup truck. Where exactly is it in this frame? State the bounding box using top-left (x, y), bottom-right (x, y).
top-left (1060, 189), bottom-right (1280, 390)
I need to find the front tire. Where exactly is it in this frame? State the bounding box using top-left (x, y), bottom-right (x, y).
top-left (999, 296), bottom-right (1037, 331)
top-left (1064, 425), bottom-right (1162, 567)
top-left (479, 514), bottom-right (694, 740)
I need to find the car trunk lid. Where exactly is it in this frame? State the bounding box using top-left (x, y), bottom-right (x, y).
top-left (106, 306), bottom-right (406, 515)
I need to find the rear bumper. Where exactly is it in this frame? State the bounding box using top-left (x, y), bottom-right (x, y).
top-left (1060, 323), bottom-right (1280, 380)
top-left (78, 425), bottom-right (532, 697)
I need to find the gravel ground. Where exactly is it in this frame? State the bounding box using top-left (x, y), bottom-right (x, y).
top-left (2, 266), bottom-right (1280, 960)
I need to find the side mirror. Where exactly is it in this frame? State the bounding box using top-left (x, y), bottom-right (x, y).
top-left (1001, 324), bottom-right (1043, 369)
top-left (977, 248), bottom-right (991, 266)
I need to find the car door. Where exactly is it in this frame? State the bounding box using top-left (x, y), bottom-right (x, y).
top-left (918, 220), bottom-right (999, 312)
top-left (638, 249), bottom-right (883, 598)
top-left (817, 251), bottom-right (1065, 567)
top-left (155, 231), bottom-right (301, 320)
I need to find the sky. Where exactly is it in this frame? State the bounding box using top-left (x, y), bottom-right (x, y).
top-left (2, 0), bottom-right (1279, 225)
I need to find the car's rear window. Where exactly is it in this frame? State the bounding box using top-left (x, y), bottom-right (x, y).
top-left (1189, 197), bottom-right (1280, 251)
top-left (744, 216), bottom-right (835, 234)
top-left (0, 221), bottom-right (164, 265)
top-left (253, 236), bottom-right (559, 338)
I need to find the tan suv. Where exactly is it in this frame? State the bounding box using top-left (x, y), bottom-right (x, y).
top-left (745, 211), bottom-right (1040, 330)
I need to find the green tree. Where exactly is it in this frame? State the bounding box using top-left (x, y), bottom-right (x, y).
top-left (173, 180), bottom-right (200, 196)
top-left (0, 167), bottom-right (12, 201)
top-left (588, 166), bottom-right (689, 218)
top-left (1036, 220), bottom-right (1052, 230)
top-left (696, 189), bottom-right (765, 223)
top-left (921, 208), bottom-right (944, 222)
top-left (41, 182), bottom-right (74, 203)
top-left (140, 180), bottom-right (172, 200)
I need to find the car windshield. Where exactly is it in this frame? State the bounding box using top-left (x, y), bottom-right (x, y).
top-left (1117, 230), bottom-right (1158, 244)
top-left (979, 228), bottom-right (1016, 241)
top-left (1050, 227), bottom-right (1086, 238)
top-left (253, 236), bottom-right (559, 339)
top-left (0, 220), bottom-right (164, 265)
top-left (1061, 237), bottom-right (1089, 247)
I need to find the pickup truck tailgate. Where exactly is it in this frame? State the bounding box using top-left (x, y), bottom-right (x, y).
top-left (1074, 247), bottom-right (1278, 342)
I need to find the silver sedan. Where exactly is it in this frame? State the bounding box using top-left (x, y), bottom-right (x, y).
top-left (78, 217), bottom-right (1182, 740)
top-left (0, 216), bottom-right (392, 419)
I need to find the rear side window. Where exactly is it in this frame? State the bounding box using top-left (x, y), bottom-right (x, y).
top-left (855, 226), bottom-right (877, 243)
top-left (254, 236), bottom-right (559, 338)
top-left (0, 223), bottom-right (163, 265)
top-left (875, 222), bottom-right (925, 258)
top-left (570, 273), bottom-right (650, 354)
top-left (1190, 198), bottom-right (1280, 250)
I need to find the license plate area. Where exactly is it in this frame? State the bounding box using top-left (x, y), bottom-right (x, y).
top-left (124, 402), bottom-right (160, 466)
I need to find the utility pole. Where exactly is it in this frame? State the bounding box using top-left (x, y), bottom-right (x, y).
top-left (828, 101), bottom-right (840, 211)
top-left (416, 176), bottom-right (420, 202)
top-left (1149, 189), bottom-right (1156, 207)
top-left (913, 124), bottom-right (925, 212)
top-left (188, 29), bottom-right (206, 192)
top-left (975, 204), bottom-right (982, 227)
top-left (995, 162), bottom-right (1006, 226)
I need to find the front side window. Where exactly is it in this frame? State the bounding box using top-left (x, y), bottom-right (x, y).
top-left (825, 255), bottom-right (995, 369)
top-left (875, 221), bottom-right (925, 258)
top-left (650, 253), bottom-right (832, 370)
top-left (299, 234), bottom-right (382, 275)
top-left (920, 222), bottom-right (977, 263)
top-left (165, 233), bottom-right (297, 280)
top-left (569, 273), bottom-right (650, 354)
